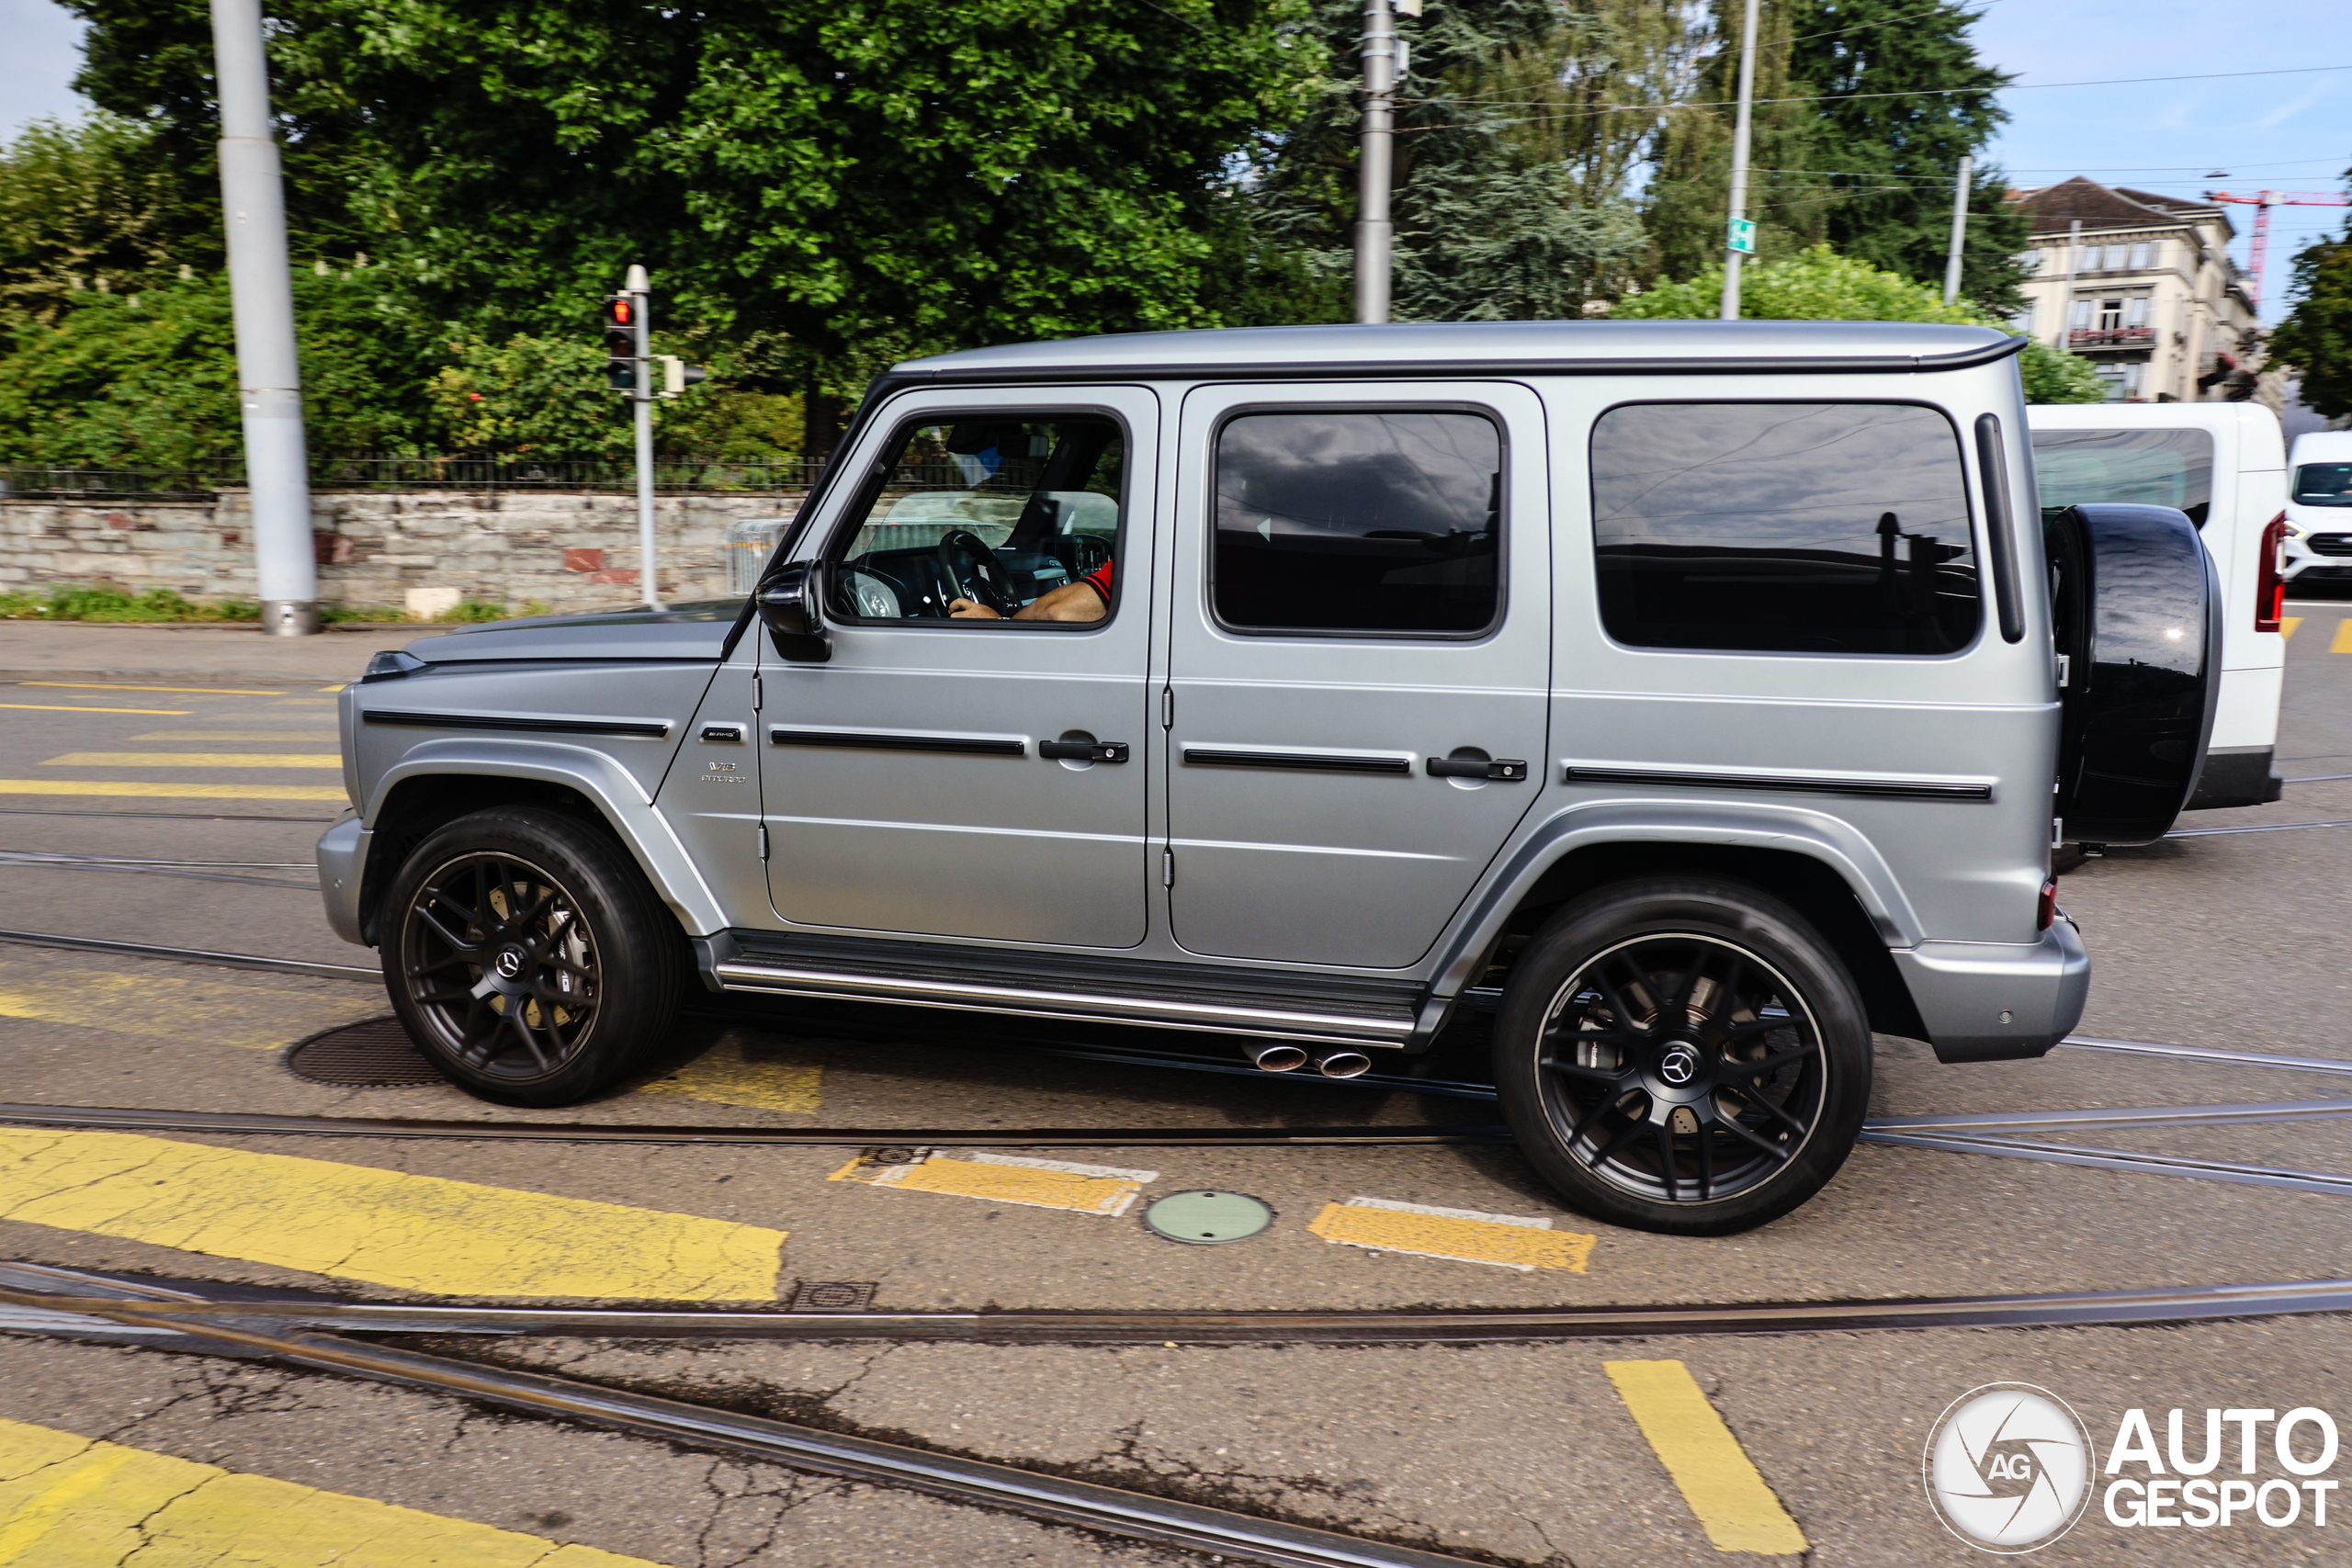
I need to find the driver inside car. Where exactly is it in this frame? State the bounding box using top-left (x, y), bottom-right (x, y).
top-left (949, 558), bottom-right (1112, 621)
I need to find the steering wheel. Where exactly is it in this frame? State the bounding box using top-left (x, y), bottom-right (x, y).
top-left (938, 529), bottom-right (1018, 617)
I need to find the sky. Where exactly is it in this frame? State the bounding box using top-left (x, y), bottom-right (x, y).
top-left (0, 0), bottom-right (2344, 324)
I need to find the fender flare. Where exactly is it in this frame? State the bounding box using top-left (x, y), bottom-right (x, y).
top-left (1426, 795), bottom-right (1926, 1006)
top-left (362, 739), bottom-right (729, 937)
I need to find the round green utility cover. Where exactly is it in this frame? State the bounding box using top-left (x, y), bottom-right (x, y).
top-left (1143, 1190), bottom-right (1274, 1246)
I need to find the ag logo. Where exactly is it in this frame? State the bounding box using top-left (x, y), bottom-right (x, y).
top-left (1924, 1383), bottom-right (2095, 1552)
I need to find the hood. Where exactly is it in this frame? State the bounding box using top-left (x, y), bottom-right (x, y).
top-left (401, 600), bottom-right (741, 665)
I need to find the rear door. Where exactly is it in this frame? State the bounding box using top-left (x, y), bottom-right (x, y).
top-left (1162, 382), bottom-right (1551, 968)
top-left (759, 387), bottom-right (1156, 948)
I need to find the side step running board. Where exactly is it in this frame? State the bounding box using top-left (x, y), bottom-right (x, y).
top-left (708, 960), bottom-right (1419, 1047)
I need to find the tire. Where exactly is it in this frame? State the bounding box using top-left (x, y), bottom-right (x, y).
top-left (382, 806), bottom-right (684, 1106)
top-left (1492, 876), bottom-right (1872, 1236)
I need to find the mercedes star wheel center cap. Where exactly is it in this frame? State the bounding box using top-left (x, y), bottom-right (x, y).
top-left (1658, 1043), bottom-right (1700, 1086)
top-left (494, 947), bottom-right (526, 980)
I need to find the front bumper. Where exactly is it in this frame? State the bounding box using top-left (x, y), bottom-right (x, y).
top-left (316, 811), bottom-right (372, 948)
top-left (1891, 919), bottom-right (2090, 1064)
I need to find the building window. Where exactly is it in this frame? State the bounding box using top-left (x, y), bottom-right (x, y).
top-left (2098, 299), bottom-right (2125, 332)
top-left (2130, 242), bottom-right (2154, 269)
top-left (2071, 299), bottom-right (2096, 329)
top-left (2124, 298), bottom-right (2150, 328)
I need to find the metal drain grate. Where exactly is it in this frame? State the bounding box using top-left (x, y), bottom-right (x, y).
top-left (788, 1280), bottom-right (878, 1313)
top-left (284, 1018), bottom-right (447, 1088)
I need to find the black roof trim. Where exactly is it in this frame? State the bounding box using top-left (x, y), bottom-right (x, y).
top-left (869, 334), bottom-right (2028, 394)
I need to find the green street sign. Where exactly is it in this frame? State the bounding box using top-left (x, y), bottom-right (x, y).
top-left (1727, 218), bottom-right (1757, 255)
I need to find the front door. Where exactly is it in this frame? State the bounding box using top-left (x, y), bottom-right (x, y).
top-left (760, 387), bottom-right (1156, 948)
top-left (1164, 383), bottom-right (1551, 968)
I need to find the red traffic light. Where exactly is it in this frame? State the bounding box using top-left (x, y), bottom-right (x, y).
top-left (604, 296), bottom-right (635, 328)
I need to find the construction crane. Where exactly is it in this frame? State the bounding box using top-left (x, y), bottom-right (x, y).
top-left (2203, 189), bottom-right (2350, 308)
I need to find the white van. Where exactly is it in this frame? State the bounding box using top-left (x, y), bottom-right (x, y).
top-left (2284, 430), bottom-right (2352, 591)
top-left (2028, 402), bottom-right (2288, 809)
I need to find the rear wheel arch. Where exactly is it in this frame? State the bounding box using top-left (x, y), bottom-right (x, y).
top-left (1470, 841), bottom-right (1929, 1044)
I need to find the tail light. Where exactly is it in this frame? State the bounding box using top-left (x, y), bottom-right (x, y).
top-left (2037, 877), bottom-right (2058, 931)
top-left (2256, 512), bottom-right (2288, 634)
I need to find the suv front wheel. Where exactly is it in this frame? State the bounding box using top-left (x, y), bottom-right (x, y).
top-left (1493, 876), bottom-right (1872, 1235)
top-left (383, 806), bottom-right (684, 1106)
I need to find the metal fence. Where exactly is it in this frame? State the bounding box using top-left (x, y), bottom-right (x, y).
top-left (0, 454), bottom-right (829, 501)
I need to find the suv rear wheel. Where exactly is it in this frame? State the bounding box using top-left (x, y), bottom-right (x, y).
top-left (383, 806), bottom-right (684, 1106)
top-left (1492, 876), bottom-right (1871, 1235)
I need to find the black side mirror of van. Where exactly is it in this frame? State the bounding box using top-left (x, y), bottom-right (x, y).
top-left (757, 561), bottom-right (831, 662)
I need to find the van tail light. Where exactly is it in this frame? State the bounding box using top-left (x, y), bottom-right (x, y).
top-left (2256, 512), bottom-right (2288, 634)
top-left (2037, 877), bottom-right (2058, 931)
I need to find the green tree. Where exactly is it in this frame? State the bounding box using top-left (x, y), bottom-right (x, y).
top-left (1616, 242), bottom-right (2101, 400)
top-left (1786, 0), bottom-right (2029, 311)
top-left (0, 115), bottom-right (217, 328)
top-left (2271, 226), bottom-right (2352, 421)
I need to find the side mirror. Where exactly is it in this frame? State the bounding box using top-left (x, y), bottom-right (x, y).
top-left (757, 561), bottom-right (831, 662)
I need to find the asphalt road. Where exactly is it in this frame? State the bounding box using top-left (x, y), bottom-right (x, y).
top-left (4, 619), bottom-right (2352, 1565)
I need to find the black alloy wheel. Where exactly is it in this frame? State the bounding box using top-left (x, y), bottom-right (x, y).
top-left (384, 807), bottom-right (683, 1106)
top-left (1494, 877), bottom-right (1872, 1235)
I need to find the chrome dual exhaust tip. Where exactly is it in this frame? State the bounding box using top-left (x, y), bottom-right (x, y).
top-left (1248, 1044), bottom-right (1309, 1073)
top-left (1314, 1051), bottom-right (1372, 1079)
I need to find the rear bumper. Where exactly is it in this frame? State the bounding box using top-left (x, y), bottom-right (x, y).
top-left (1892, 920), bottom-right (2090, 1064)
top-left (316, 812), bottom-right (371, 948)
top-left (2186, 745), bottom-right (2283, 810)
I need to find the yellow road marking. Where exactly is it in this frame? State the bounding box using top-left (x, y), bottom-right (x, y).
top-left (1308, 1197), bottom-right (1595, 1272)
top-left (2331, 619), bottom-right (2352, 654)
top-left (640, 1031), bottom-right (823, 1114)
top-left (2281, 615), bottom-right (2304, 641)
top-left (831, 1149), bottom-right (1154, 1216)
top-left (0, 1129), bottom-right (785, 1299)
top-left (17, 682), bottom-right (282, 695)
top-left (0, 703), bottom-right (194, 716)
top-left (130, 729), bottom-right (340, 740)
top-left (0, 1416), bottom-right (663, 1566)
top-left (0, 780), bottom-right (347, 800)
top-left (1606, 1360), bottom-right (1809, 1555)
top-left (0, 964), bottom-right (379, 1050)
top-left (41, 751), bottom-right (342, 768)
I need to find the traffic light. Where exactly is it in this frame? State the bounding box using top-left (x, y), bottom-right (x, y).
top-left (602, 294), bottom-right (642, 394)
top-left (656, 355), bottom-right (708, 397)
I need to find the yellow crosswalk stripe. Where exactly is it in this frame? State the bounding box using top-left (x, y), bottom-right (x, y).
top-left (130, 729), bottom-right (340, 740)
top-left (639, 1031), bottom-right (823, 1113)
top-left (41, 751), bottom-right (342, 768)
top-left (2281, 616), bottom-right (2303, 641)
top-left (831, 1149), bottom-right (1154, 1215)
top-left (1308, 1197), bottom-right (1595, 1271)
top-left (0, 1128), bottom-right (786, 1299)
top-left (1607, 1359), bottom-right (1808, 1555)
top-left (0, 781), bottom-right (347, 800)
top-left (2331, 619), bottom-right (2352, 655)
top-left (0, 1416), bottom-right (665, 1566)
top-left (17, 682), bottom-right (283, 695)
top-left (0, 703), bottom-right (194, 716)
top-left (0, 963), bottom-right (380, 1050)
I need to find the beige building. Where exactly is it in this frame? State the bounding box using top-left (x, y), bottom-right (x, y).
top-left (2007, 177), bottom-right (2277, 408)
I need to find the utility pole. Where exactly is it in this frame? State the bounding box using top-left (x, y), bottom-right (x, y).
top-left (209, 0), bottom-right (317, 637)
top-left (2055, 218), bottom-right (2083, 350)
top-left (1354, 0), bottom-right (1418, 323)
top-left (1942, 153), bottom-right (1973, 305)
top-left (625, 265), bottom-right (662, 611)
top-left (1718, 0), bottom-right (1762, 321)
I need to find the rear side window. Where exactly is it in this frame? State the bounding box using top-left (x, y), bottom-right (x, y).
top-left (1591, 402), bottom-right (1979, 656)
top-left (2031, 427), bottom-right (2214, 526)
top-left (1214, 410), bottom-right (1501, 636)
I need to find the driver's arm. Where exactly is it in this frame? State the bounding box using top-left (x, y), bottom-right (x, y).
top-left (949, 576), bottom-right (1107, 622)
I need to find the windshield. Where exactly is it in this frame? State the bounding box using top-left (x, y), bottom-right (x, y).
top-left (2030, 427), bottom-right (2213, 527)
top-left (2294, 462), bottom-right (2352, 508)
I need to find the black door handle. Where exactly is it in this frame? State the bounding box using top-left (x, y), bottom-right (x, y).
top-left (1428, 752), bottom-right (1527, 782)
top-left (1041, 739), bottom-right (1131, 763)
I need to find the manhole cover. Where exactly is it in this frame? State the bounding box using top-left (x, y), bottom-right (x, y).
top-left (1141, 1190), bottom-right (1275, 1246)
top-left (789, 1280), bottom-right (878, 1313)
top-left (284, 1019), bottom-right (446, 1088)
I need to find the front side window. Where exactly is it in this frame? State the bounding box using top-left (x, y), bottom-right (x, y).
top-left (827, 415), bottom-right (1123, 625)
top-left (2031, 427), bottom-right (2213, 525)
top-left (2295, 462), bottom-right (2352, 507)
top-left (1213, 410), bottom-right (1501, 636)
top-left (1590, 402), bottom-right (1979, 656)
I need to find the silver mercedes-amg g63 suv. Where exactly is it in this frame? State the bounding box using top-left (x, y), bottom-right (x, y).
top-left (320, 321), bottom-right (2217, 1234)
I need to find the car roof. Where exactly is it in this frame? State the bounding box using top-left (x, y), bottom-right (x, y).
top-left (892, 321), bottom-right (2016, 379)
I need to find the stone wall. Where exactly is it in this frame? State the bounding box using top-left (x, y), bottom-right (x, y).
top-left (0, 488), bottom-right (809, 615)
